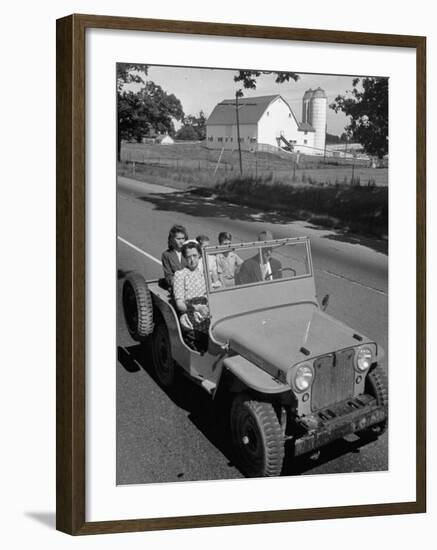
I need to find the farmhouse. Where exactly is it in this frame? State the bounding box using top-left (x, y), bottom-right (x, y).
top-left (206, 90), bottom-right (327, 155)
top-left (141, 132), bottom-right (175, 145)
top-left (155, 134), bottom-right (174, 145)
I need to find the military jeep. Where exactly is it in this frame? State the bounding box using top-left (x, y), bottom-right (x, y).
top-left (122, 236), bottom-right (388, 478)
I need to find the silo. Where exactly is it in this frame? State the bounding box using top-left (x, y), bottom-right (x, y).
top-left (302, 89), bottom-right (313, 124)
top-left (309, 87), bottom-right (327, 154)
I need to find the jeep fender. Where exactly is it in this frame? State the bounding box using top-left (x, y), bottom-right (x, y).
top-left (221, 355), bottom-right (289, 394)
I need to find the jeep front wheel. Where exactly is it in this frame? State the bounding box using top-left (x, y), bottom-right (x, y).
top-left (360, 364), bottom-right (388, 439)
top-left (230, 394), bottom-right (285, 478)
top-left (152, 322), bottom-right (176, 388)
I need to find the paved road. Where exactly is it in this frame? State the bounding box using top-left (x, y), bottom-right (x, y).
top-left (116, 176), bottom-right (388, 485)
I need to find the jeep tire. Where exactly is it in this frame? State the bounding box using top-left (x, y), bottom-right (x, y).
top-left (152, 321), bottom-right (176, 388)
top-left (360, 364), bottom-right (388, 439)
top-left (122, 273), bottom-right (154, 341)
top-left (230, 394), bottom-right (285, 477)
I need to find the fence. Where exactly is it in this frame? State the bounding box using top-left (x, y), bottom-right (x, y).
top-left (119, 142), bottom-right (388, 186)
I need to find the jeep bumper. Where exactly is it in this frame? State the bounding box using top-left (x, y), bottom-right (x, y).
top-left (293, 394), bottom-right (387, 457)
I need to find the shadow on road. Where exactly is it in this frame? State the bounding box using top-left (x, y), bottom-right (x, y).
top-left (118, 342), bottom-right (385, 479)
top-left (282, 433), bottom-right (384, 476)
top-left (118, 268), bottom-right (132, 280)
top-left (138, 190), bottom-right (387, 255)
top-left (118, 342), bottom-right (237, 472)
top-left (137, 191), bottom-right (299, 225)
top-left (317, 230), bottom-right (388, 255)
top-left (117, 345), bottom-right (142, 373)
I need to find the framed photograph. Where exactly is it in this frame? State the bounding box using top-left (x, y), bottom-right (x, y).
top-left (56, 14), bottom-right (426, 535)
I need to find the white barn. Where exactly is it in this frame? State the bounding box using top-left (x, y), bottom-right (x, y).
top-left (206, 94), bottom-right (318, 155)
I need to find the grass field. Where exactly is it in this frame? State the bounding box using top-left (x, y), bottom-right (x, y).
top-left (120, 142), bottom-right (388, 188)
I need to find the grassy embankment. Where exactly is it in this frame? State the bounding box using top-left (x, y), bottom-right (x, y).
top-left (118, 142), bottom-right (388, 238)
top-left (210, 175), bottom-right (388, 239)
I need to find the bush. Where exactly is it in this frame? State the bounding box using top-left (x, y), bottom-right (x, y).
top-left (214, 175), bottom-right (388, 238)
top-left (175, 125), bottom-right (199, 141)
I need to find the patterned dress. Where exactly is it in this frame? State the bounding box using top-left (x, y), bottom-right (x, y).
top-left (173, 266), bottom-right (209, 332)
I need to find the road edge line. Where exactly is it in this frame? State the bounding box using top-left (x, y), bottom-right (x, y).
top-left (117, 236), bottom-right (162, 266)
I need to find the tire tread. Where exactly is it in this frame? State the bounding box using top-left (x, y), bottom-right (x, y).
top-left (231, 394), bottom-right (285, 477)
top-left (123, 272), bottom-right (154, 341)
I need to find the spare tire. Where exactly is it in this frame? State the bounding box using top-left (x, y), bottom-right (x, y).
top-left (122, 273), bottom-right (154, 341)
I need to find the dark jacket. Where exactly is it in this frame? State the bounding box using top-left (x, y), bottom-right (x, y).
top-left (236, 254), bottom-right (282, 285)
top-left (161, 249), bottom-right (187, 287)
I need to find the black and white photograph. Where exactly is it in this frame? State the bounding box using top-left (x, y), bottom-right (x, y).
top-left (116, 63), bottom-right (389, 485)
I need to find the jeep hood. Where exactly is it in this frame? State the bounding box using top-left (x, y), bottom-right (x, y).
top-left (211, 303), bottom-right (371, 374)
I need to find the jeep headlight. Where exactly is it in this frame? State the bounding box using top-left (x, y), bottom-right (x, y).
top-left (294, 364), bottom-right (314, 392)
top-left (356, 346), bottom-right (373, 372)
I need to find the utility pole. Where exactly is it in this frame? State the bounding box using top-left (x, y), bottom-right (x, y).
top-left (323, 122), bottom-right (327, 163)
top-left (235, 90), bottom-right (243, 176)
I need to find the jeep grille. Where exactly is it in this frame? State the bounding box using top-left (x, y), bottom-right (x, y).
top-left (311, 349), bottom-right (355, 411)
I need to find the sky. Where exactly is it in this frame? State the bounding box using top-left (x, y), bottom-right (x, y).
top-left (128, 65), bottom-right (365, 136)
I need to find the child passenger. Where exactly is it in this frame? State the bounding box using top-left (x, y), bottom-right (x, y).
top-left (196, 235), bottom-right (220, 288)
top-left (216, 232), bottom-right (243, 287)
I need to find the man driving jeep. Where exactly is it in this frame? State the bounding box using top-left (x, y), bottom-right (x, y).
top-left (235, 230), bottom-right (282, 285)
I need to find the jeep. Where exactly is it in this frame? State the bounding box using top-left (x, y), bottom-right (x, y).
top-left (122, 236), bottom-right (388, 478)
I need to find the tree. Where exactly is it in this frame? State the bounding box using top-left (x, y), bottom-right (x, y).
top-left (330, 77), bottom-right (388, 158)
top-left (117, 69), bottom-right (184, 159)
top-left (117, 63), bottom-right (148, 160)
top-left (118, 91), bottom-right (149, 147)
top-left (137, 81), bottom-right (184, 136)
top-left (182, 111), bottom-right (207, 140)
top-left (175, 124), bottom-right (199, 141)
top-left (116, 63), bottom-right (148, 92)
top-left (233, 70), bottom-right (300, 89)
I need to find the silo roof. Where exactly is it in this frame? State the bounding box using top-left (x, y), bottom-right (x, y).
top-left (303, 88), bottom-right (313, 99)
top-left (312, 87), bottom-right (327, 98)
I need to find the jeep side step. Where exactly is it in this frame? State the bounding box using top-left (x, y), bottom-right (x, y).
top-left (200, 379), bottom-right (216, 394)
top-left (180, 368), bottom-right (217, 395)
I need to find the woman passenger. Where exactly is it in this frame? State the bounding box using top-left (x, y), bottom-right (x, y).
top-left (161, 224), bottom-right (188, 288)
top-left (173, 240), bottom-right (210, 352)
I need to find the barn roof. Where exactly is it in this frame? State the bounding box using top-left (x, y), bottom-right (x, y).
top-left (207, 95), bottom-right (287, 125)
top-left (297, 122), bottom-right (315, 132)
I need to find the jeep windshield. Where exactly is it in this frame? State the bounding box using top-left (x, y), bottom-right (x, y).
top-left (204, 237), bottom-right (312, 293)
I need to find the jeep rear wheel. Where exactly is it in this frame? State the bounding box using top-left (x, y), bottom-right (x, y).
top-left (230, 394), bottom-right (285, 478)
top-left (152, 322), bottom-right (176, 388)
top-left (122, 273), bottom-right (154, 341)
top-left (360, 364), bottom-right (388, 439)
